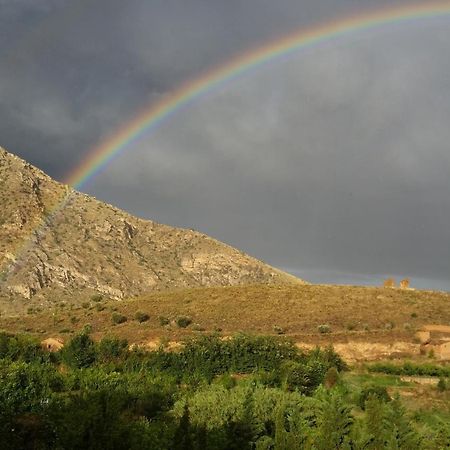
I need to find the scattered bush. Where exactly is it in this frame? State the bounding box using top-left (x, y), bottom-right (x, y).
top-left (384, 321), bottom-right (395, 330)
top-left (81, 302), bottom-right (90, 309)
top-left (158, 316), bottom-right (170, 326)
top-left (410, 312), bottom-right (418, 318)
top-left (273, 325), bottom-right (285, 335)
top-left (135, 311), bottom-right (150, 323)
top-left (318, 324), bottom-right (331, 334)
top-left (175, 316), bottom-right (192, 328)
top-left (91, 294), bottom-right (103, 302)
top-left (112, 313), bottom-right (127, 325)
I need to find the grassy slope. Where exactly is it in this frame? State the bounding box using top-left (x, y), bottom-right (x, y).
top-left (1, 283), bottom-right (449, 345)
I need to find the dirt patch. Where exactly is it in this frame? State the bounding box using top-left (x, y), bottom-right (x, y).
top-left (422, 325), bottom-right (450, 334)
top-left (41, 337), bottom-right (64, 352)
top-left (296, 341), bottom-right (420, 363)
top-left (400, 376), bottom-right (439, 386)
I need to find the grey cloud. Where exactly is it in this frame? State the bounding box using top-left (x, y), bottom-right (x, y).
top-left (1, 0), bottom-right (449, 290)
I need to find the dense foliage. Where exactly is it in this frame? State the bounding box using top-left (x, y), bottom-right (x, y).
top-left (0, 331), bottom-right (448, 449)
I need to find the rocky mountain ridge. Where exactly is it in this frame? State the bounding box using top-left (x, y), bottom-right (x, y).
top-left (0, 147), bottom-right (303, 306)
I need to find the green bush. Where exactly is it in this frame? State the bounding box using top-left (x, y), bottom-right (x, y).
top-left (318, 324), bottom-right (330, 334)
top-left (111, 313), bottom-right (127, 325)
top-left (358, 385), bottom-right (391, 410)
top-left (368, 362), bottom-right (450, 378)
top-left (97, 337), bottom-right (128, 362)
top-left (60, 332), bottom-right (96, 369)
top-left (176, 316), bottom-right (192, 328)
top-left (437, 377), bottom-right (447, 392)
top-left (0, 332), bottom-right (48, 363)
top-left (135, 311), bottom-right (150, 323)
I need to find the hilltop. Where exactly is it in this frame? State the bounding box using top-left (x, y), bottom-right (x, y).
top-left (0, 146), bottom-right (302, 310)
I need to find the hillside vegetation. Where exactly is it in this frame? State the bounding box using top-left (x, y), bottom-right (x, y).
top-left (2, 284), bottom-right (449, 347)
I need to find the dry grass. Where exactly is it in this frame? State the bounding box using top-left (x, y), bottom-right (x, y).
top-left (1, 283), bottom-right (449, 346)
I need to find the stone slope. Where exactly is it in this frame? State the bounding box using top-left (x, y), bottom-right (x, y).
top-left (0, 147), bottom-right (303, 303)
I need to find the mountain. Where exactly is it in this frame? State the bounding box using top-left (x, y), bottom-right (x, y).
top-left (0, 147), bottom-right (303, 307)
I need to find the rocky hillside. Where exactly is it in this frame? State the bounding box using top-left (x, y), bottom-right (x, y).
top-left (0, 147), bottom-right (303, 306)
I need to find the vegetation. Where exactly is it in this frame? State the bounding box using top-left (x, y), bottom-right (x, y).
top-left (176, 315), bottom-right (192, 328)
top-left (0, 331), bottom-right (448, 449)
top-left (134, 311), bottom-right (150, 323)
top-left (111, 312), bottom-right (127, 325)
top-left (368, 362), bottom-right (450, 378)
top-left (4, 284), bottom-right (448, 343)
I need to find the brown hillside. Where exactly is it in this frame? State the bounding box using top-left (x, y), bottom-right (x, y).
top-left (0, 146), bottom-right (303, 308)
top-left (2, 284), bottom-right (449, 352)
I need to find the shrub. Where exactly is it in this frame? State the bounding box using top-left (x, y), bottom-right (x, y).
top-left (280, 359), bottom-right (326, 394)
top-left (318, 324), bottom-right (330, 334)
top-left (91, 294), bottom-right (103, 302)
top-left (410, 312), bottom-right (418, 318)
top-left (384, 321), bottom-right (395, 330)
top-left (135, 311), bottom-right (150, 323)
top-left (176, 316), bottom-right (192, 328)
top-left (159, 316), bottom-right (170, 326)
top-left (273, 325), bottom-right (285, 335)
top-left (437, 377), bottom-right (447, 392)
top-left (359, 385), bottom-right (391, 410)
top-left (61, 332), bottom-right (96, 368)
top-left (324, 366), bottom-right (340, 388)
top-left (97, 336), bottom-right (128, 362)
top-left (112, 313), bottom-right (127, 325)
top-left (81, 302), bottom-right (90, 309)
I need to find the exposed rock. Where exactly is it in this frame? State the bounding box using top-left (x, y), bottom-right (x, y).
top-left (0, 146), bottom-right (304, 307)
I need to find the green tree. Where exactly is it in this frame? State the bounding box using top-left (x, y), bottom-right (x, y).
top-left (61, 332), bottom-right (96, 368)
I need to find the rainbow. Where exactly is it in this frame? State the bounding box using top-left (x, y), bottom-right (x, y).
top-left (66, 1), bottom-right (450, 189)
top-left (2, 1), bottom-right (450, 280)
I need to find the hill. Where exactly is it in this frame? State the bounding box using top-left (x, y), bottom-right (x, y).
top-left (2, 283), bottom-right (449, 361)
top-left (0, 146), bottom-right (302, 310)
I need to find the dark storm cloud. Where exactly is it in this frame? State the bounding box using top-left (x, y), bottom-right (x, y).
top-left (1, 0), bottom-right (449, 289)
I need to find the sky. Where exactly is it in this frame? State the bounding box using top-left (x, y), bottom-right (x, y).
top-left (1, 0), bottom-right (449, 291)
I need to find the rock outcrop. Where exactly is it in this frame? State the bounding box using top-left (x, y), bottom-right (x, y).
top-left (0, 147), bottom-right (304, 306)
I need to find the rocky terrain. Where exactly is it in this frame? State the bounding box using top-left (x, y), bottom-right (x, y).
top-left (0, 147), bottom-right (302, 309)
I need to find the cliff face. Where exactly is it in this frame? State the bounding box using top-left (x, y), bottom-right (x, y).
top-left (0, 147), bottom-right (304, 304)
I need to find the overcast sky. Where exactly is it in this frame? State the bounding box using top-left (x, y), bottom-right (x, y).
top-left (1, 0), bottom-right (449, 290)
